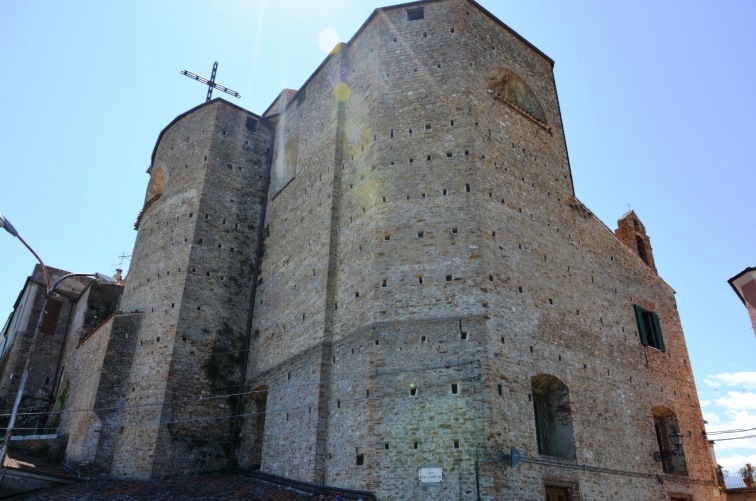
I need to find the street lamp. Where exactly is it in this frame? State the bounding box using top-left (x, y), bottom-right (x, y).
top-left (653, 428), bottom-right (684, 461)
top-left (0, 212), bottom-right (115, 476)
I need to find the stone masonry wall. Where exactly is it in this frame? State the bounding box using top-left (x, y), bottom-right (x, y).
top-left (0, 266), bottom-right (89, 431)
top-left (241, 1), bottom-right (718, 500)
top-left (111, 100), bottom-right (272, 479)
top-left (56, 312), bottom-right (139, 472)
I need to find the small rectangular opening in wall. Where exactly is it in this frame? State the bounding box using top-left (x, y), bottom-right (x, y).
top-left (453, 439), bottom-right (460, 449)
top-left (425, 123), bottom-right (431, 130)
top-left (356, 454), bottom-right (364, 465)
top-left (385, 442), bottom-right (390, 449)
top-left (410, 386), bottom-right (417, 396)
top-left (381, 279), bottom-right (387, 288)
top-left (465, 184), bottom-right (471, 192)
top-left (407, 6), bottom-right (424, 20)
top-left (446, 274), bottom-right (452, 282)
top-left (451, 227), bottom-right (458, 234)
top-left (418, 275), bottom-right (423, 284)
top-left (245, 116), bottom-right (259, 131)
top-left (446, 152), bottom-right (452, 158)
top-left (413, 441), bottom-right (419, 449)
top-left (375, 339), bottom-right (380, 346)
top-left (421, 335), bottom-right (427, 343)
top-left (451, 383), bottom-right (459, 394)
top-left (418, 231), bottom-right (424, 238)
top-left (460, 331), bottom-right (467, 340)
top-left (498, 383), bottom-right (503, 395)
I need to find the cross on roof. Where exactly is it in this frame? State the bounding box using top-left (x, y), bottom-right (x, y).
top-left (181, 62), bottom-right (240, 102)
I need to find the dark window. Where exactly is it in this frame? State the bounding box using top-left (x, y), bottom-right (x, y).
top-left (652, 406), bottom-right (688, 475)
top-left (531, 374), bottom-right (575, 459)
top-left (245, 116), bottom-right (259, 132)
top-left (634, 305), bottom-right (665, 351)
top-left (41, 299), bottom-right (63, 335)
top-left (407, 7), bottom-right (424, 20)
top-left (545, 486), bottom-right (570, 501)
top-left (636, 236), bottom-right (649, 264)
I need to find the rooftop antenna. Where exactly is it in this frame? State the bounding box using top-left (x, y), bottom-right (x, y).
top-left (181, 62), bottom-right (241, 102)
top-left (114, 253), bottom-right (131, 269)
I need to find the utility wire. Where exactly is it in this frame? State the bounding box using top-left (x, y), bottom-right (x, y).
top-left (710, 434), bottom-right (756, 442)
top-left (707, 426), bottom-right (756, 435)
top-left (0, 364), bottom-right (480, 421)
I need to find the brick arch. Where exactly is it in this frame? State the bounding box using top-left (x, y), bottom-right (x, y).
top-left (486, 67), bottom-right (547, 123)
top-left (651, 405), bottom-right (688, 475)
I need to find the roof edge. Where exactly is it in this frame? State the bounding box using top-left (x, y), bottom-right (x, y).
top-left (149, 98), bottom-right (264, 169)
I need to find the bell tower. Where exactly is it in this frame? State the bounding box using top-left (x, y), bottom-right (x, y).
top-left (616, 210), bottom-right (657, 273)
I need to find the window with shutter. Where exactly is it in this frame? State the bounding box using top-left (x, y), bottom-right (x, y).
top-left (633, 304), bottom-right (665, 351)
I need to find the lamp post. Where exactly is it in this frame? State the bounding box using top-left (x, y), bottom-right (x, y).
top-left (0, 212), bottom-right (115, 475)
top-left (653, 427), bottom-right (684, 461)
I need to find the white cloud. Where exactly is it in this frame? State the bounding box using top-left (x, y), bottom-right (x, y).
top-left (713, 391), bottom-right (756, 412)
top-left (718, 453), bottom-right (756, 475)
top-left (703, 372), bottom-right (756, 466)
top-left (704, 372), bottom-right (756, 389)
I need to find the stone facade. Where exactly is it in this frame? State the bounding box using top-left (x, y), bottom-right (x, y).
top-left (236, 1), bottom-right (719, 499)
top-left (0, 1), bottom-right (722, 499)
top-left (108, 100), bottom-right (273, 478)
top-left (0, 265), bottom-right (93, 429)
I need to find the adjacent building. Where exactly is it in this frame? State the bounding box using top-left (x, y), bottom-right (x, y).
top-left (728, 267), bottom-right (756, 337)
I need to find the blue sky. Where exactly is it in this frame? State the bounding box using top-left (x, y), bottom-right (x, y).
top-left (0, 0), bottom-right (753, 473)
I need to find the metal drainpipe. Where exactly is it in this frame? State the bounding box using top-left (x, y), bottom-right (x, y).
top-left (229, 121), bottom-right (275, 466)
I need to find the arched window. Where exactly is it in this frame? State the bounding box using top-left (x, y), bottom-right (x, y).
top-left (486, 68), bottom-right (547, 123)
top-left (531, 374), bottom-right (575, 458)
top-left (652, 406), bottom-right (688, 475)
top-left (636, 236), bottom-right (649, 265)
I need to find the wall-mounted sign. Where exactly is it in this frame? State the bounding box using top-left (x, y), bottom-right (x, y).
top-left (419, 467), bottom-right (443, 483)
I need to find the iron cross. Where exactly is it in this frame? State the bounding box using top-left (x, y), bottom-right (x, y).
top-left (181, 62), bottom-right (240, 102)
